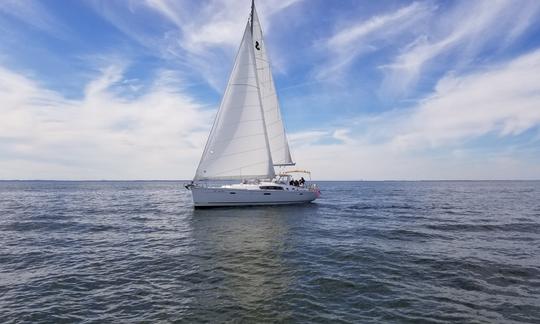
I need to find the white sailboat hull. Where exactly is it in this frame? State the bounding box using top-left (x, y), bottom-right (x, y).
top-left (191, 185), bottom-right (318, 208)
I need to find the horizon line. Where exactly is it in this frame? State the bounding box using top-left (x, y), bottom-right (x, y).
top-left (1, 179), bottom-right (539, 182)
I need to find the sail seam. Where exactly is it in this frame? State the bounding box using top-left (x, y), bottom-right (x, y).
top-left (206, 132), bottom-right (267, 144)
top-left (229, 83), bottom-right (259, 88)
top-left (255, 57), bottom-right (270, 64)
top-left (226, 104), bottom-right (260, 108)
top-left (211, 160), bottom-right (272, 177)
top-left (214, 119), bottom-right (264, 127)
top-left (204, 146), bottom-right (269, 161)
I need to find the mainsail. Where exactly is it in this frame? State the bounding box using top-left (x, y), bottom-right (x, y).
top-left (251, 3), bottom-right (295, 166)
top-left (194, 22), bottom-right (275, 180)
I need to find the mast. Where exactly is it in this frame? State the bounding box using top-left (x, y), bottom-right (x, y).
top-left (250, 0), bottom-right (255, 34)
top-left (249, 0), bottom-right (275, 179)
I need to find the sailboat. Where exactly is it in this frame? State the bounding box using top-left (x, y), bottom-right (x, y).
top-left (186, 0), bottom-right (320, 207)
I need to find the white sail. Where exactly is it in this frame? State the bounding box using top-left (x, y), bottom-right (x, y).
top-left (188, 1), bottom-right (320, 207)
top-left (251, 3), bottom-right (295, 166)
top-left (194, 22), bottom-right (275, 181)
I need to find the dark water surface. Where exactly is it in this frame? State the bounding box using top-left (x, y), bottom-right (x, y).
top-left (1, 181), bottom-right (539, 323)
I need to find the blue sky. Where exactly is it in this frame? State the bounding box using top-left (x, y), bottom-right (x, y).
top-left (1, 0), bottom-right (540, 180)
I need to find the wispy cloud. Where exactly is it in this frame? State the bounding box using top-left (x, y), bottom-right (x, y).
top-left (316, 2), bottom-right (434, 80)
top-left (381, 0), bottom-right (540, 96)
top-left (0, 0), bottom-right (68, 38)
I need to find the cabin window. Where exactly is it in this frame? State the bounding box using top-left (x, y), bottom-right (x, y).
top-left (259, 186), bottom-right (284, 190)
top-left (230, 192), bottom-right (236, 194)
top-left (263, 193), bottom-right (271, 195)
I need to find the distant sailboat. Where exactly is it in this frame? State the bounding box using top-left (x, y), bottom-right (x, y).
top-left (186, 0), bottom-right (320, 207)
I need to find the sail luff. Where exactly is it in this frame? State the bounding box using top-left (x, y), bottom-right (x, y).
top-left (251, 3), bottom-right (295, 166)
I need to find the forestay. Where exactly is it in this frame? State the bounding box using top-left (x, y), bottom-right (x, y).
top-left (194, 22), bottom-right (275, 181)
top-left (251, 3), bottom-right (295, 166)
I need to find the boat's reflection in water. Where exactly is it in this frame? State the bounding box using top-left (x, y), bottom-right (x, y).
top-left (189, 205), bottom-right (314, 320)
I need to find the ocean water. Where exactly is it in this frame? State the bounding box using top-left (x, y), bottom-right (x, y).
top-left (1, 180), bottom-right (539, 323)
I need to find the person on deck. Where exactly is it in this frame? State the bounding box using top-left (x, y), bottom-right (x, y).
top-left (299, 177), bottom-right (305, 186)
top-left (289, 179), bottom-right (294, 186)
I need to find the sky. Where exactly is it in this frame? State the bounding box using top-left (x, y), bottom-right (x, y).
top-left (1, 0), bottom-right (540, 180)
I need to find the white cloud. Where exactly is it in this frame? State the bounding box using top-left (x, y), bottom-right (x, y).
top-left (288, 130), bottom-right (329, 147)
top-left (389, 49), bottom-right (540, 150)
top-left (0, 64), bottom-right (213, 180)
top-left (381, 0), bottom-right (540, 96)
top-left (290, 49), bottom-right (540, 180)
top-left (291, 140), bottom-right (540, 180)
top-left (331, 129), bottom-right (354, 145)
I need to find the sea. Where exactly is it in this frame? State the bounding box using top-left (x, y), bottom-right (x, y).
top-left (1, 180), bottom-right (539, 323)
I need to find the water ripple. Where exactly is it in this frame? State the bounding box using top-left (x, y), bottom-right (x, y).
top-left (1, 180), bottom-right (539, 323)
